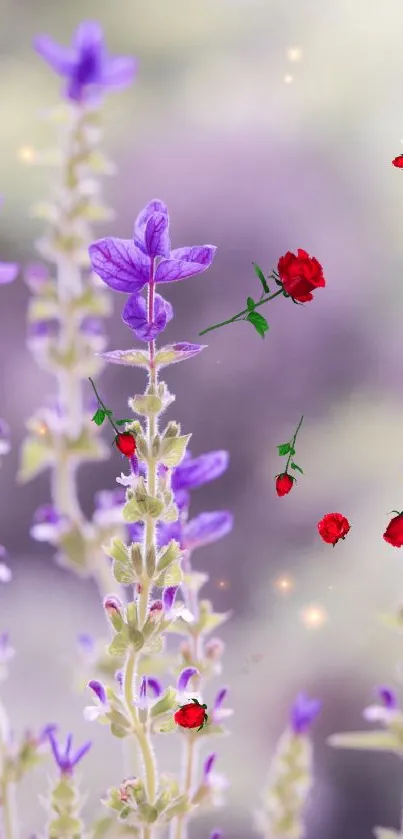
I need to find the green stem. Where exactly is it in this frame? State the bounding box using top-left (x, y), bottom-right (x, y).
top-left (0, 779), bottom-right (18, 839)
top-left (199, 287), bottom-right (284, 336)
top-left (88, 377), bottom-right (119, 435)
top-left (285, 414), bottom-right (304, 473)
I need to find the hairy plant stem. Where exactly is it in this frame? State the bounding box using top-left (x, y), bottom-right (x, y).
top-left (0, 702), bottom-right (18, 839)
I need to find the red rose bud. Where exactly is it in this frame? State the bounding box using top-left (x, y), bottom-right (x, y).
top-left (317, 512), bottom-right (351, 546)
top-left (115, 432), bottom-right (136, 458)
top-left (277, 248), bottom-right (326, 303)
top-left (392, 155), bottom-right (403, 168)
top-left (383, 513), bottom-right (403, 548)
top-left (275, 473), bottom-right (294, 497)
top-left (174, 700), bottom-right (209, 731)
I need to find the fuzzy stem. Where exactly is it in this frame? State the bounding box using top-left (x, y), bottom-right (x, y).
top-left (171, 737), bottom-right (198, 839)
top-left (0, 702), bottom-right (18, 839)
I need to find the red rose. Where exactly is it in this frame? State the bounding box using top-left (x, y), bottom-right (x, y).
top-left (174, 700), bottom-right (208, 731)
top-left (275, 473), bottom-right (294, 497)
top-left (277, 249), bottom-right (326, 303)
top-left (115, 432), bottom-right (136, 458)
top-left (317, 512), bottom-right (350, 546)
top-left (392, 155), bottom-right (403, 169)
top-left (383, 513), bottom-right (403, 548)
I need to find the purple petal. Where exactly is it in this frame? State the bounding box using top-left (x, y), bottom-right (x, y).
top-left (73, 21), bottom-right (104, 51)
top-left (134, 200), bottom-right (169, 243)
top-left (144, 212), bottom-right (171, 258)
top-left (157, 520), bottom-right (182, 549)
top-left (162, 586), bottom-right (178, 612)
top-left (47, 729), bottom-right (61, 767)
top-left (145, 678), bottom-right (162, 697)
top-left (140, 677), bottom-right (147, 700)
top-left (33, 505), bottom-right (63, 526)
top-left (214, 688), bottom-right (228, 711)
top-left (81, 317), bottom-right (104, 336)
top-left (88, 680), bottom-right (107, 705)
top-left (172, 451), bottom-right (229, 492)
top-left (71, 740), bottom-right (92, 767)
top-left (177, 667), bottom-right (199, 693)
top-left (34, 35), bottom-right (75, 75)
top-left (94, 488), bottom-right (126, 510)
top-left (128, 522), bottom-right (145, 542)
top-left (203, 753), bottom-right (216, 778)
top-left (0, 263), bottom-right (18, 285)
top-left (122, 292), bottom-right (173, 342)
top-left (290, 693), bottom-right (322, 735)
top-left (378, 686), bottom-right (397, 709)
top-left (64, 734), bottom-right (73, 758)
top-left (183, 512), bottom-right (233, 551)
top-left (89, 238), bottom-right (150, 293)
top-left (155, 246), bottom-right (217, 283)
top-left (103, 56), bottom-right (137, 89)
top-left (174, 489), bottom-right (190, 513)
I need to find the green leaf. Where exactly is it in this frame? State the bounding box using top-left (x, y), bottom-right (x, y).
top-left (246, 296), bottom-right (255, 310)
top-left (246, 310), bottom-right (269, 338)
top-left (159, 434), bottom-right (191, 468)
top-left (112, 561), bottom-right (137, 585)
top-left (150, 687), bottom-right (178, 718)
top-left (110, 723), bottom-right (130, 739)
top-left (17, 437), bottom-right (53, 483)
top-left (277, 443), bottom-right (291, 456)
top-left (153, 343), bottom-right (207, 370)
top-left (92, 408), bottom-right (106, 426)
top-left (108, 632), bottom-right (129, 657)
top-left (327, 730), bottom-right (401, 753)
top-left (115, 419), bottom-right (134, 426)
top-left (253, 262), bottom-right (270, 293)
top-left (99, 349), bottom-right (150, 369)
top-left (291, 462), bottom-right (304, 474)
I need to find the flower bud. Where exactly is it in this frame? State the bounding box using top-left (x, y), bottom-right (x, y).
top-left (103, 596), bottom-right (124, 632)
top-left (179, 641), bottom-right (193, 664)
top-left (275, 473), bottom-right (294, 497)
top-left (149, 601), bottom-right (163, 622)
top-left (205, 638), bottom-right (225, 661)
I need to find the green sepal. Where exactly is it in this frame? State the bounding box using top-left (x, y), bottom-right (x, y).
top-left (159, 434), bottom-right (191, 468)
top-left (150, 687), bottom-right (178, 718)
top-left (17, 436), bottom-right (54, 483)
top-left (137, 803), bottom-right (158, 824)
top-left (112, 561), bottom-right (137, 585)
top-left (108, 630), bottom-right (130, 657)
top-left (130, 394), bottom-right (163, 417)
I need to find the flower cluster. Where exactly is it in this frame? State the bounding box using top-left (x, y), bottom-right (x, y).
top-left (255, 694), bottom-right (321, 839)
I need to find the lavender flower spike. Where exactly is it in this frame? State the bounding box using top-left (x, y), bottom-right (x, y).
top-left (47, 729), bottom-right (91, 775)
top-left (89, 199), bottom-right (217, 295)
top-left (34, 21), bottom-right (137, 103)
top-left (290, 693), bottom-right (321, 735)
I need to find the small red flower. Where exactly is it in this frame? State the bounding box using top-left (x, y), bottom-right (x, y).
top-left (383, 513), bottom-right (403, 548)
top-left (115, 432), bottom-right (136, 458)
top-left (174, 699), bottom-right (209, 731)
top-left (275, 473), bottom-right (294, 497)
top-left (392, 155), bottom-right (403, 169)
top-left (317, 512), bottom-right (350, 546)
top-left (277, 249), bottom-right (326, 303)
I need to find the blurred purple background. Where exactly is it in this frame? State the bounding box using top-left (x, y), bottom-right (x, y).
top-left (2, 0), bottom-right (403, 837)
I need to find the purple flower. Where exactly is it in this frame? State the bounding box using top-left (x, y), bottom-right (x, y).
top-left (177, 667), bottom-right (200, 694)
top-left (377, 686), bottom-right (398, 709)
top-left (210, 831), bottom-right (223, 839)
top-left (0, 262), bottom-right (18, 285)
top-left (77, 633), bottom-right (96, 656)
top-left (129, 510), bottom-right (233, 554)
top-left (30, 505), bottom-right (69, 543)
top-left (172, 450), bottom-right (229, 493)
top-left (290, 693), bottom-right (321, 735)
top-left (89, 199), bottom-right (217, 295)
top-left (204, 752), bottom-right (216, 778)
top-left (122, 292), bottom-right (173, 342)
top-left (47, 730), bottom-right (91, 775)
top-left (84, 680), bottom-right (109, 721)
top-left (134, 677), bottom-right (163, 712)
top-left (34, 21), bottom-right (136, 103)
